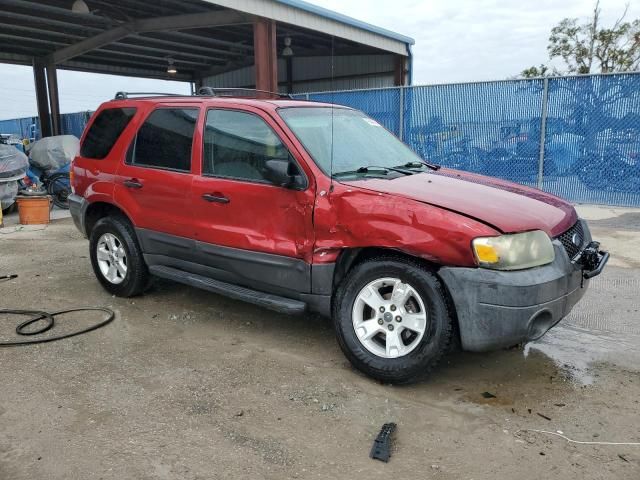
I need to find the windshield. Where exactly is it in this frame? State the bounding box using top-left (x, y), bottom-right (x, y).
top-left (278, 107), bottom-right (424, 177)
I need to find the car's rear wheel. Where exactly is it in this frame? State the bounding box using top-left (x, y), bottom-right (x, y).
top-left (333, 257), bottom-right (453, 384)
top-left (89, 216), bottom-right (148, 297)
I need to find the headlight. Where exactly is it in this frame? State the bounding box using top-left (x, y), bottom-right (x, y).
top-left (472, 230), bottom-right (555, 270)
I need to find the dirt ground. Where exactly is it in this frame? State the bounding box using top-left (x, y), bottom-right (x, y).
top-left (1, 205), bottom-right (639, 480)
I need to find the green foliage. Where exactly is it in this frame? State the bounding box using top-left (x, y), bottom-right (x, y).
top-left (521, 65), bottom-right (552, 78)
top-left (521, 1), bottom-right (640, 77)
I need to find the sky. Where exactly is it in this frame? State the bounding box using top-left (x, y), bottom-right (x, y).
top-left (1, 0), bottom-right (638, 120)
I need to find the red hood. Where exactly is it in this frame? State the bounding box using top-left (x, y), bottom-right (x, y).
top-left (342, 169), bottom-right (577, 237)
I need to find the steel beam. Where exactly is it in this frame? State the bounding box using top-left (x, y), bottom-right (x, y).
top-left (47, 11), bottom-right (250, 65)
top-left (140, 32), bottom-right (251, 56)
top-left (60, 60), bottom-right (193, 82)
top-left (46, 64), bottom-right (61, 136)
top-left (394, 55), bottom-right (407, 86)
top-left (78, 54), bottom-right (189, 72)
top-left (111, 38), bottom-right (232, 62)
top-left (0, 10), bottom-right (101, 31)
top-left (157, 30), bottom-right (253, 51)
top-left (0, 0), bottom-right (108, 26)
top-left (253, 17), bottom-right (278, 95)
top-left (135, 11), bottom-right (250, 33)
top-left (48, 25), bottom-right (135, 65)
top-left (32, 60), bottom-right (52, 138)
top-left (0, 25), bottom-right (235, 63)
top-left (0, 51), bottom-right (31, 65)
top-left (88, 48), bottom-right (220, 68)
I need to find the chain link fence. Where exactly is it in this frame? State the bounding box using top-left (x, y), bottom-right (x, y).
top-left (1, 74), bottom-right (638, 206)
top-left (295, 72), bottom-right (640, 207)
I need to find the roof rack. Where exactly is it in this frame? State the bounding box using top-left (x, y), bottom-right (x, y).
top-left (113, 88), bottom-right (297, 101)
top-left (197, 87), bottom-right (293, 99)
top-left (114, 92), bottom-right (186, 100)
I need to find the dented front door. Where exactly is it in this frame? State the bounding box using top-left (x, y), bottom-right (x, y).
top-left (190, 106), bottom-right (316, 293)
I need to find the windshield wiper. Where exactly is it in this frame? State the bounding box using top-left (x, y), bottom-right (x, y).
top-left (398, 161), bottom-right (441, 171)
top-left (332, 165), bottom-right (415, 179)
top-left (356, 165), bottom-right (414, 175)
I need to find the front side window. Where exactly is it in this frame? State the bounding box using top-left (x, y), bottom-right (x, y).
top-left (81, 107), bottom-right (136, 159)
top-left (203, 109), bottom-right (289, 182)
top-left (279, 107), bottom-right (423, 177)
top-left (129, 108), bottom-right (198, 172)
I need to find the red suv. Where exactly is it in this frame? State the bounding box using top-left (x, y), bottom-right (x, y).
top-left (69, 91), bottom-right (608, 383)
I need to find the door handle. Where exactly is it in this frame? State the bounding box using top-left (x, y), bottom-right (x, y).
top-left (123, 179), bottom-right (143, 189)
top-left (202, 193), bottom-right (230, 204)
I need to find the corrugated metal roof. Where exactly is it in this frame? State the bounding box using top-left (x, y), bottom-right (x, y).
top-left (0, 0), bottom-right (412, 82)
top-left (273, 0), bottom-right (415, 45)
top-left (205, 0), bottom-right (412, 56)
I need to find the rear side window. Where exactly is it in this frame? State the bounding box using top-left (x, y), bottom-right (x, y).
top-left (129, 108), bottom-right (198, 172)
top-left (81, 107), bottom-right (136, 159)
top-left (203, 109), bottom-right (289, 182)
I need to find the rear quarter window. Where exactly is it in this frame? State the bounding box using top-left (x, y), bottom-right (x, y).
top-left (80, 107), bottom-right (137, 159)
top-left (128, 108), bottom-right (198, 172)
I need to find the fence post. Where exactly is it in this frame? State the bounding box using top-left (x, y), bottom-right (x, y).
top-left (399, 86), bottom-right (405, 142)
top-left (537, 77), bottom-right (549, 189)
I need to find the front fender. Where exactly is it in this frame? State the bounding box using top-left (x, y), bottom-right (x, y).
top-left (313, 183), bottom-right (498, 267)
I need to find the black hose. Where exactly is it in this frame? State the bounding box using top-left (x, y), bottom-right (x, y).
top-left (0, 307), bottom-right (115, 347)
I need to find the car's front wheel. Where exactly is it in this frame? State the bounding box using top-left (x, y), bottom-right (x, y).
top-left (333, 257), bottom-right (453, 384)
top-left (89, 216), bottom-right (148, 297)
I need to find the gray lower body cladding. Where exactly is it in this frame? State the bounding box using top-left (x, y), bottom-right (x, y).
top-left (67, 195), bottom-right (334, 315)
top-left (137, 228), bottom-right (333, 316)
top-left (439, 239), bottom-right (591, 352)
top-left (68, 193), bottom-right (88, 237)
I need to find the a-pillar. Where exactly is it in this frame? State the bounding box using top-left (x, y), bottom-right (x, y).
top-left (253, 17), bottom-right (278, 95)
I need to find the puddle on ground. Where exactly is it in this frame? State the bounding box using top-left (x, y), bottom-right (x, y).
top-left (525, 323), bottom-right (640, 385)
top-left (524, 270), bottom-right (640, 385)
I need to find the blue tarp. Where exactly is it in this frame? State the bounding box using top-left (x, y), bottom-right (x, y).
top-left (0, 111), bottom-right (92, 141)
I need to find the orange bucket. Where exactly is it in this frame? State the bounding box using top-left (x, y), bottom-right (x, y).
top-left (16, 196), bottom-right (51, 225)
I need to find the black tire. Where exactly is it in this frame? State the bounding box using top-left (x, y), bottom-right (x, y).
top-left (46, 173), bottom-right (71, 209)
top-left (333, 257), bottom-right (453, 384)
top-left (89, 215), bottom-right (149, 297)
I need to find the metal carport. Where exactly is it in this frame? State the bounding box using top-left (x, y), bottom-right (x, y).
top-left (0, 0), bottom-right (414, 137)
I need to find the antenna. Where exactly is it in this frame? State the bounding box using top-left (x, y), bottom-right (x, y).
top-left (329, 35), bottom-right (335, 193)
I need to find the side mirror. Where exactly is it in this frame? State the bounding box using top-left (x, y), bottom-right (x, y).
top-left (264, 158), bottom-right (306, 190)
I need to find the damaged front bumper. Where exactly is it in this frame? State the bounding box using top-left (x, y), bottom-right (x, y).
top-left (439, 220), bottom-right (608, 352)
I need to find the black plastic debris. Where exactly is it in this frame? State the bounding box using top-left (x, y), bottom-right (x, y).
top-left (370, 423), bottom-right (396, 463)
top-left (537, 413), bottom-right (552, 421)
top-left (481, 392), bottom-right (496, 399)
